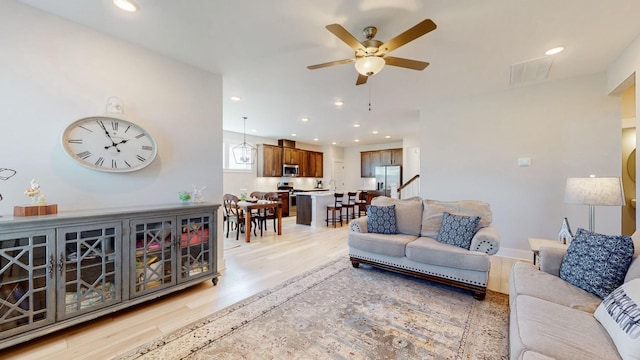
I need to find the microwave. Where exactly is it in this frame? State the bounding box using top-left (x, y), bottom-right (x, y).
top-left (283, 164), bottom-right (299, 177)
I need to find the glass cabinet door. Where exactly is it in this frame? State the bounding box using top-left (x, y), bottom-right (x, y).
top-left (130, 218), bottom-right (176, 297)
top-left (56, 223), bottom-right (121, 320)
top-left (0, 230), bottom-right (55, 338)
top-left (178, 213), bottom-right (214, 283)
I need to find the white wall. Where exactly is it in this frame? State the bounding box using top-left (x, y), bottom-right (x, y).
top-left (420, 73), bottom-right (621, 259)
top-left (0, 2), bottom-right (223, 212)
top-left (0, 2), bottom-right (223, 259)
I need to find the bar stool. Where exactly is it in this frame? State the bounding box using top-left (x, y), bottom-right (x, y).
top-left (356, 191), bottom-right (368, 217)
top-left (326, 193), bottom-right (344, 227)
top-left (343, 192), bottom-right (358, 221)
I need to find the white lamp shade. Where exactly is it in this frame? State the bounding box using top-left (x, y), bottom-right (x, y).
top-left (564, 177), bottom-right (625, 206)
top-left (354, 56), bottom-right (385, 76)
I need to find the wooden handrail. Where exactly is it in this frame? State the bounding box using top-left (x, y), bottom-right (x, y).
top-left (397, 174), bottom-right (419, 192)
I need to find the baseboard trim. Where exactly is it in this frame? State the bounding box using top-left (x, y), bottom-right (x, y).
top-left (495, 247), bottom-right (530, 261)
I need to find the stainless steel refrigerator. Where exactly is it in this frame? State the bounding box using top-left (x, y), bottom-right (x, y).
top-left (374, 166), bottom-right (402, 196)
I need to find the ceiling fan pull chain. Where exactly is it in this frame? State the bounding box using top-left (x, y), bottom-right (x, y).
top-left (368, 82), bottom-right (372, 111)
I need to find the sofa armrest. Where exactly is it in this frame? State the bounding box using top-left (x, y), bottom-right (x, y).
top-left (349, 217), bottom-right (368, 233)
top-left (470, 226), bottom-right (500, 255)
top-left (539, 247), bottom-right (567, 276)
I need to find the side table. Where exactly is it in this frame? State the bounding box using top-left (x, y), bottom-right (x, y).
top-left (528, 238), bottom-right (568, 266)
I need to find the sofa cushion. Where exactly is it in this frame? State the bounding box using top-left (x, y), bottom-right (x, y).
top-left (371, 196), bottom-right (423, 236)
top-left (509, 262), bottom-right (602, 313)
top-left (436, 212), bottom-right (480, 250)
top-left (366, 204), bottom-right (397, 234)
top-left (420, 199), bottom-right (492, 238)
top-left (594, 278), bottom-right (640, 360)
top-left (511, 295), bottom-right (620, 360)
top-left (405, 237), bottom-right (489, 272)
top-left (560, 228), bottom-right (635, 299)
top-left (347, 231), bottom-right (417, 257)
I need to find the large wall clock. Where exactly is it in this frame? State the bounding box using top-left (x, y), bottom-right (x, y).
top-left (61, 116), bottom-right (158, 172)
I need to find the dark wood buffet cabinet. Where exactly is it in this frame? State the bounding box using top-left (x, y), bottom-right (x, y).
top-left (257, 144), bottom-right (323, 178)
top-left (0, 203), bottom-right (219, 350)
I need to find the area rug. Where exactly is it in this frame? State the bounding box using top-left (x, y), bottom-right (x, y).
top-left (114, 258), bottom-right (509, 360)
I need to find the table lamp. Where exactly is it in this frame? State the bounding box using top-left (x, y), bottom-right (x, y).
top-left (564, 176), bottom-right (625, 232)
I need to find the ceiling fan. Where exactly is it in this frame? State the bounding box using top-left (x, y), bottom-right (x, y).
top-left (307, 19), bottom-right (437, 85)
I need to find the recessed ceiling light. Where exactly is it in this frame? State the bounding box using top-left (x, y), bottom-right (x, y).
top-left (313, 138), bottom-right (319, 141)
top-left (230, 96), bottom-right (241, 102)
top-left (113, 0), bottom-right (137, 12)
top-left (251, 129), bottom-right (257, 132)
top-left (335, 100), bottom-right (344, 106)
top-left (291, 133), bottom-right (297, 137)
top-left (301, 117), bottom-right (309, 122)
top-left (545, 46), bottom-right (564, 56)
top-left (354, 139), bottom-right (360, 142)
top-left (332, 142), bottom-right (337, 145)
top-left (372, 130), bottom-right (379, 134)
top-left (353, 124), bottom-right (361, 128)
top-left (385, 135), bottom-right (391, 139)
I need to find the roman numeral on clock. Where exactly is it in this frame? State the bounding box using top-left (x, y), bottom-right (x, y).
top-left (67, 139), bottom-right (83, 144)
top-left (136, 155), bottom-right (146, 162)
top-left (112, 159), bottom-right (117, 169)
top-left (95, 157), bottom-right (105, 167)
top-left (77, 151), bottom-right (92, 159)
top-left (111, 121), bottom-right (119, 131)
top-left (142, 145), bottom-right (153, 151)
top-left (135, 133), bottom-right (146, 139)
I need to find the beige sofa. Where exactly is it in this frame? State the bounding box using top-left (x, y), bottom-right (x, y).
top-left (348, 196), bottom-right (500, 300)
top-left (509, 236), bottom-right (640, 360)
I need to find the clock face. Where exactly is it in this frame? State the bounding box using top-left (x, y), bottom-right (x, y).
top-left (61, 116), bottom-right (158, 172)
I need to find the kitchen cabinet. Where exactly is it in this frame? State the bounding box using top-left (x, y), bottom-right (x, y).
top-left (283, 148), bottom-right (302, 165)
top-left (0, 204), bottom-right (219, 350)
top-left (361, 148), bottom-right (402, 177)
top-left (380, 148), bottom-right (403, 165)
top-left (307, 151), bottom-right (323, 178)
top-left (257, 144), bottom-right (283, 177)
top-left (361, 151), bottom-right (380, 177)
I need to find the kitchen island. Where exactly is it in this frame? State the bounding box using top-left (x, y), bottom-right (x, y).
top-left (295, 191), bottom-right (337, 228)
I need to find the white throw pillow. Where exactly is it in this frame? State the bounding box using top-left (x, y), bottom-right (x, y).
top-left (594, 278), bottom-right (640, 360)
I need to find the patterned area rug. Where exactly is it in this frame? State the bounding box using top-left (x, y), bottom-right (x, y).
top-left (115, 258), bottom-right (509, 360)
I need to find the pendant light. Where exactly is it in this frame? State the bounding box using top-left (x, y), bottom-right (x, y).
top-left (232, 116), bottom-right (257, 164)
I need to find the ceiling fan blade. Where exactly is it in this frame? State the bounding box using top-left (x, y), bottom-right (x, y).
top-left (384, 56), bottom-right (430, 70)
top-left (356, 73), bottom-right (368, 86)
top-left (326, 24), bottom-right (365, 52)
top-left (377, 19), bottom-right (437, 55)
top-left (307, 58), bottom-right (355, 70)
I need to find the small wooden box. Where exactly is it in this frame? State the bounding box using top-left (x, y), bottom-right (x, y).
top-left (14, 204), bottom-right (58, 217)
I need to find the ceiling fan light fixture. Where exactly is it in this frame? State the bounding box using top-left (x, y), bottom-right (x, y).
top-left (355, 56), bottom-right (385, 76)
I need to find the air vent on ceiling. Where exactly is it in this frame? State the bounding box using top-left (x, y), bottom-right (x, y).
top-left (510, 56), bottom-right (553, 86)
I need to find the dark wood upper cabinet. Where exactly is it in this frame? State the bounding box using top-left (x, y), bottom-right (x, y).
top-left (257, 144), bottom-right (283, 177)
top-left (258, 145), bottom-right (323, 178)
top-left (361, 148), bottom-right (402, 177)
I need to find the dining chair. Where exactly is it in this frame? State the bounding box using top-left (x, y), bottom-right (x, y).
top-left (261, 192), bottom-right (280, 233)
top-left (223, 194), bottom-right (244, 240)
top-left (326, 193), bottom-right (344, 227)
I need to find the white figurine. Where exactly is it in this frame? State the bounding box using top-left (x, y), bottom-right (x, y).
top-left (24, 179), bottom-right (47, 205)
top-left (192, 184), bottom-right (206, 203)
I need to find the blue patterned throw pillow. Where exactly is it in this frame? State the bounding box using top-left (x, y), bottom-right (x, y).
top-left (560, 228), bottom-right (635, 299)
top-left (436, 212), bottom-right (480, 250)
top-left (366, 205), bottom-right (397, 234)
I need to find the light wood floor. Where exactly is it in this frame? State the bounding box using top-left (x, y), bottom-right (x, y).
top-left (3, 216), bottom-right (521, 359)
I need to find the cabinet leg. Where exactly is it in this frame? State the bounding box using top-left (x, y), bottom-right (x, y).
top-left (212, 277), bottom-right (218, 286)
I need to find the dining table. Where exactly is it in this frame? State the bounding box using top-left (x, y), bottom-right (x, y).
top-left (236, 200), bottom-right (283, 242)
